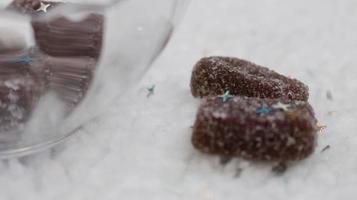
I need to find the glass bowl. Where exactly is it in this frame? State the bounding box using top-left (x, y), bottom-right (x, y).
top-left (0, 0), bottom-right (189, 158)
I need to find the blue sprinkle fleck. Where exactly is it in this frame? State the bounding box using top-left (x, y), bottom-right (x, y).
top-left (146, 85), bottom-right (156, 98)
top-left (220, 91), bottom-right (233, 102)
top-left (14, 56), bottom-right (32, 65)
top-left (256, 107), bottom-right (273, 115)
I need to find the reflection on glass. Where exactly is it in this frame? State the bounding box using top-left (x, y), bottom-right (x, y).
top-left (0, 0), bottom-right (189, 157)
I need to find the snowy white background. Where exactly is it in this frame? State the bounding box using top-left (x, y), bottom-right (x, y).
top-left (1, 0), bottom-right (357, 199)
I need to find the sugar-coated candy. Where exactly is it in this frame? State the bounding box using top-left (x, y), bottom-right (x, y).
top-left (7, 0), bottom-right (104, 59)
top-left (32, 14), bottom-right (104, 59)
top-left (7, 0), bottom-right (42, 14)
top-left (191, 57), bottom-right (309, 101)
top-left (39, 55), bottom-right (96, 106)
top-left (0, 51), bottom-right (44, 131)
top-left (192, 96), bottom-right (317, 161)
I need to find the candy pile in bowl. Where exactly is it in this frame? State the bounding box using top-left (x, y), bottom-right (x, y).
top-left (0, 0), bottom-right (103, 133)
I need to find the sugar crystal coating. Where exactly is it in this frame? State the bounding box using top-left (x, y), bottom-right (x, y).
top-left (192, 96), bottom-right (317, 161)
top-left (191, 57), bottom-right (309, 101)
top-left (0, 74), bottom-right (42, 132)
top-left (0, 50), bottom-right (44, 131)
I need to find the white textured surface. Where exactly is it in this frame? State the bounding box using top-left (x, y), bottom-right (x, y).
top-left (1, 0), bottom-right (357, 199)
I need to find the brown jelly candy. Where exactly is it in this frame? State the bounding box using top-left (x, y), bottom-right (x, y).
top-left (8, 0), bottom-right (104, 59)
top-left (32, 13), bottom-right (104, 59)
top-left (190, 57), bottom-right (309, 101)
top-left (39, 55), bottom-right (96, 107)
top-left (192, 96), bottom-right (317, 161)
top-left (7, 0), bottom-right (42, 14)
top-left (0, 74), bottom-right (43, 131)
top-left (0, 51), bottom-right (44, 131)
top-left (0, 49), bottom-right (95, 132)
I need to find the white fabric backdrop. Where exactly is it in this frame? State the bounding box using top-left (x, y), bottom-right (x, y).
top-left (0, 0), bottom-right (356, 199)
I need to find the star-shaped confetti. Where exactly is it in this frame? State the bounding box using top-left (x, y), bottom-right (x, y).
top-left (36, 2), bottom-right (50, 13)
top-left (146, 85), bottom-right (155, 98)
top-left (256, 107), bottom-right (273, 115)
top-left (219, 91), bottom-right (233, 103)
top-left (272, 102), bottom-right (290, 111)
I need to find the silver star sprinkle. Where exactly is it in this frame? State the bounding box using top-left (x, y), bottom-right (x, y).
top-left (146, 85), bottom-right (155, 98)
top-left (36, 2), bottom-right (50, 13)
top-left (219, 91), bottom-right (233, 103)
top-left (272, 102), bottom-right (290, 111)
